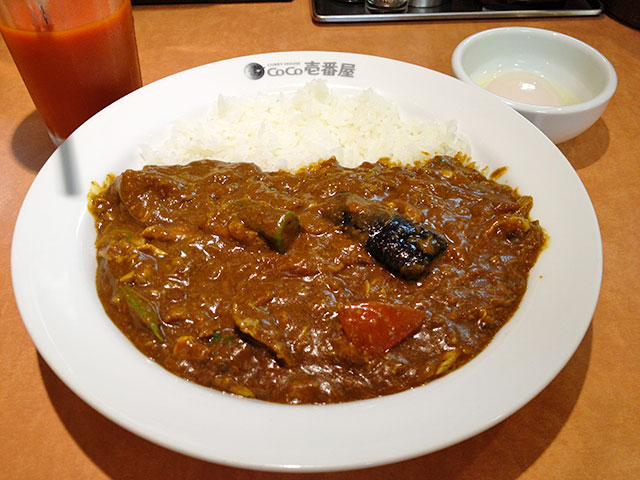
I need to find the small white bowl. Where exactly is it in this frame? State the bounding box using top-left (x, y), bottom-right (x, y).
top-left (451, 27), bottom-right (617, 144)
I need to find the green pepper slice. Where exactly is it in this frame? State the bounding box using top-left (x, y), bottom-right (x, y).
top-left (235, 199), bottom-right (300, 253)
top-left (118, 284), bottom-right (164, 342)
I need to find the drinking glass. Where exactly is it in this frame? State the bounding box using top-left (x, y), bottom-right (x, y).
top-left (0, 0), bottom-right (142, 145)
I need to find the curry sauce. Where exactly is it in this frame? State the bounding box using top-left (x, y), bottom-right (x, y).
top-left (88, 156), bottom-right (545, 404)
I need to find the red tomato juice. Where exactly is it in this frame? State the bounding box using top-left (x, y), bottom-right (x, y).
top-left (0, 0), bottom-right (142, 142)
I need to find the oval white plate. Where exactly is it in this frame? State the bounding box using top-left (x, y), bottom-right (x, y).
top-left (11, 52), bottom-right (601, 471)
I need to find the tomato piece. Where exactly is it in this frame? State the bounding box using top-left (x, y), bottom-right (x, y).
top-left (339, 301), bottom-right (425, 355)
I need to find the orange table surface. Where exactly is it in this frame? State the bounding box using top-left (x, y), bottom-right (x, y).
top-left (1, 1), bottom-right (639, 478)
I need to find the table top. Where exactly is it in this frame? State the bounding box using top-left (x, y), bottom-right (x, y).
top-left (1, 1), bottom-right (639, 478)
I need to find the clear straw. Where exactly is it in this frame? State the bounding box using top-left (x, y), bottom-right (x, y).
top-left (27, 0), bottom-right (52, 32)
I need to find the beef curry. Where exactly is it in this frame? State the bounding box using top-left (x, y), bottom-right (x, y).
top-left (88, 155), bottom-right (545, 404)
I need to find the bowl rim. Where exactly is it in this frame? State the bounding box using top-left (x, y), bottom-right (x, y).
top-left (451, 26), bottom-right (618, 115)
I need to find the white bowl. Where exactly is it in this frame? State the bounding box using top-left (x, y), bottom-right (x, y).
top-left (451, 27), bottom-right (617, 144)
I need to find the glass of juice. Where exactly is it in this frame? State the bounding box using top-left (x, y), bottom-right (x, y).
top-left (0, 0), bottom-right (142, 145)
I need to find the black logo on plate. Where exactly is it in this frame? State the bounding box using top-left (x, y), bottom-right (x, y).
top-left (244, 63), bottom-right (265, 80)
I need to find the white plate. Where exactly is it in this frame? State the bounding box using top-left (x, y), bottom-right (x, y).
top-left (11, 52), bottom-right (601, 471)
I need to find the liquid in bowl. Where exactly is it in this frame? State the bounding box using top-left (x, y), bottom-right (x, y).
top-left (473, 70), bottom-right (580, 107)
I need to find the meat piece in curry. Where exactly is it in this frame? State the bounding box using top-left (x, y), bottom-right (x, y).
top-left (88, 155), bottom-right (545, 404)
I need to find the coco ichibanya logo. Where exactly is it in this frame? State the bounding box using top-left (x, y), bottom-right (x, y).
top-left (244, 61), bottom-right (356, 80)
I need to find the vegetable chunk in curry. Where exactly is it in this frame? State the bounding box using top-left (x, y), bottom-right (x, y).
top-left (88, 156), bottom-right (545, 404)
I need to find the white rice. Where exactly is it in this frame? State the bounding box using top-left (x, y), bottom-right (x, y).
top-left (140, 80), bottom-right (470, 171)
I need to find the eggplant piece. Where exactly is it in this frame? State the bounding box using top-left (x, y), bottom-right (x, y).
top-left (366, 215), bottom-right (448, 280)
top-left (320, 193), bottom-right (447, 280)
top-left (232, 305), bottom-right (295, 366)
